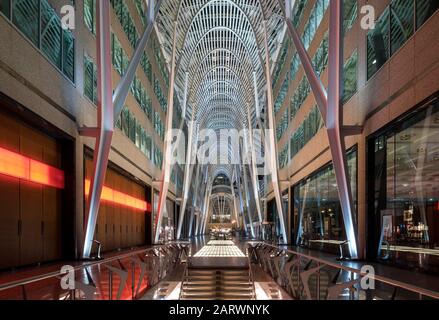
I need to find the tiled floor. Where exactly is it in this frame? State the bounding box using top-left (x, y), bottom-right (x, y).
top-left (193, 245), bottom-right (246, 257)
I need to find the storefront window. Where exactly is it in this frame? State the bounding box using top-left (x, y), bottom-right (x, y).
top-left (370, 101), bottom-right (439, 272)
top-left (294, 150), bottom-right (357, 254)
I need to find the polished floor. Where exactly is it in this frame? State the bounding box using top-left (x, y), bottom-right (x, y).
top-left (142, 237), bottom-right (291, 300)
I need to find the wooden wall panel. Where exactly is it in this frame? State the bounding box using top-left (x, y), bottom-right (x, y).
top-left (42, 133), bottom-right (62, 262)
top-left (19, 127), bottom-right (44, 266)
top-left (113, 173), bottom-right (122, 250)
top-left (84, 157), bottom-right (148, 253)
top-left (106, 171), bottom-right (115, 251)
top-left (0, 113), bottom-right (64, 269)
top-left (0, 114), bottom-right (20, 269)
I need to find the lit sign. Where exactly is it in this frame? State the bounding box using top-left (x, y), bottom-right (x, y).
top-left (85, 179), bottom-right (151, 212)
top-left (0, 147), bottom-right (65, 189)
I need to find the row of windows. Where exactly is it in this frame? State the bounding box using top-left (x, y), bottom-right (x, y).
top-left (111, 33), bottom-right (154, 124)
top-left (116, 106), bottom-right (164, 168)
top-left (290, 34), bottom-right (328, 121)
top-left (292, 0), bottom-right (308, 28)
top-left (110, 0), bottom-right (139, 48)
top-left (276, 109), bottom-right (289, 141)
top-left (154, 112), bottom-right (165, 140)
top-left (274, 0), bottom-right (330, 116)
top-left (278, 144), bottom-right (289, 169)
top-left (134, 0), bottom-right (148, 26)
top-left (0, 0), bottom-right (75, 82)
top-left (367, 0), bottom-right (439, 79)
top-left (301, 0), bottom-right (330, 50)
top-left (153, 75), bottom-right (167, 113)
top-left (274, 75), bottom-right (290, 113)
top-left (117, 106), bottom-right (153, 160)
top-left (275, 0), bottom-right (357, 117)
top-left (279, 105), bottom-right (324, 169)
top-left (272, 39), bottom-right (290, 88)
top-left (277, 41), bottom-right (357, 144)
top-left (84, 36), bottom-right (166, 143)
top-left (153, 37), bottom-right (169, 89)
top-left (107, 0), bottom-right (168, 112)
top-left (290, 105), bottom-right (324, 160)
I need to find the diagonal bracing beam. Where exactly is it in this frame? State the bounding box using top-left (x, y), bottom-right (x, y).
top-left (281, 0), bottom-right (358, 258)
top-left (262, 20), bottom-right (288, 244)
top-left (154, 21), bottom-right (179, 244)
top-left (83, 0), bottom-right (114, 258)
top-left (82, 0), bottom-right (162, 258)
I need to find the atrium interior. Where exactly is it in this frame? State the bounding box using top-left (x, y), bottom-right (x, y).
top-left (0, 0), bottom-right (438, 301)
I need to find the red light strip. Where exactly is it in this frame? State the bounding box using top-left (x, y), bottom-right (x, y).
top-left (0, 146), bottom-right (65, 189)
top-left (85, 179), bottom-right (151, 212)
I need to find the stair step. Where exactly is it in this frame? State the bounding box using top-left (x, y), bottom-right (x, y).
top-left (180, 268), bottom-right (256, 300)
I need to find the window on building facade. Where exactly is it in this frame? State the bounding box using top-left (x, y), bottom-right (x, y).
top-left (301, 0), bottom-right (329, 50)
top-left (0, 0), bottom-right (10, 18)
top-left (369, 100), bottom-right (439, 271)
top-left (41, 1), bottom-right (62, 68)
top-left (272, 39), bottom-right (290, 87)
top-left (84, 0), bottom-right (96, 34)
top-left (290, 106), bottom-right (324, 159)
top-left (292, 0), bottom-right (308, 27)
top-left (416, 0), bottom-right (439, 29)
top-left (367, 0), bottom-right (438, 80)
top-left (343, 50), bottom-right (358, 103)
top-left (84, 54), bottom-right (97, 104)
top-left (276, 109), bottom-right (289, 141)
top-left (344, 0), bottom-right (358, 32)
top-left (367, 8), bottom-right (390, 79)
top-left (390, 0), bottom-right (414, 55)
top-left (278, 144), bottom-right (289, 169)
top-left (5, 0), bottom-right (75, 82)
top-left (118, 106), bottom-right (153, 161)
top-left (294, 149), bottom-right (357, 253)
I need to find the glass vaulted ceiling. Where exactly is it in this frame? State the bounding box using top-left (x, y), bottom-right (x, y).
top-left (156, 0), bottom-right (286, 187)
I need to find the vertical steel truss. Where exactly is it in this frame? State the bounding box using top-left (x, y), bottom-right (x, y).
top-left (82, 0), bottom-right (161, 258)
top-left (262, 19), bottom-right (288, 244)
top-left (282, 0), bottom-right (358, 258)
top-left (154, 21), bottom-right (179, 244)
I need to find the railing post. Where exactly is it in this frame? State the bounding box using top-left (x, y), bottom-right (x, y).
top-left (108, 271), bottom-right (113, 300)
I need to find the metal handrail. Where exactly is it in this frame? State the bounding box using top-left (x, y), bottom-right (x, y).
top-left (0, 243), bottom-right (184, 300)
top-left (258, 242), bottom-right (439, 300)
top-left (247, 253), bottom-right (257, 300)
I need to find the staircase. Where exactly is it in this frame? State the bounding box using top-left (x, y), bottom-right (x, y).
top-left (179, 269), bottom-right (256, 300)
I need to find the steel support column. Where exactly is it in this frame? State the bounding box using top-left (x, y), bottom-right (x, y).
top-left (241, 164), bottom-right (255, 238)
top-left (230, 174), bottom-right (240, 229)
top-left (154, 21), bottom-right (178, 244)
top-left (176, 120), bottom-right (197, 239)
top-left (235, 168), bottom-right (248, 235)
top-left (188, 165), bottom-right (201, 237)
top-left (282, 0), bottom-right (358, 257)
top-left (262, 20), bottom-right (288, 244)
top-left (326, 0), bottom-right (358, 258)
top-left (247, 92), bottom-right (265, 236)
top-left (113, 0), bottom-right (162, 121)
top-left (82, 0), bottom-right (161, 258)
top-left (283, 0), bottom-right (327, 118)
top-left (83, 1), bottom-right (114, 258)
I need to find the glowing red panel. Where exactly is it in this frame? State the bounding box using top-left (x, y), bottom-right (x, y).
top-left (0, 147), bottom-right (64, 189)
top-left (85, 179), bottom-right (150, 212)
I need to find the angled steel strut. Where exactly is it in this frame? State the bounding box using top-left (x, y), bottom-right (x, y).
top-left (82, 0), bottom-right (161, 258)
top-left (282, 0), bottom-right (358, 258)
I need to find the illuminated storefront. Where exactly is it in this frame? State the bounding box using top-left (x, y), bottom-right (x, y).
top-left (368, 98), bottom-right (439, 273)
top-left (293, 150), bottom-right (357, 255)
